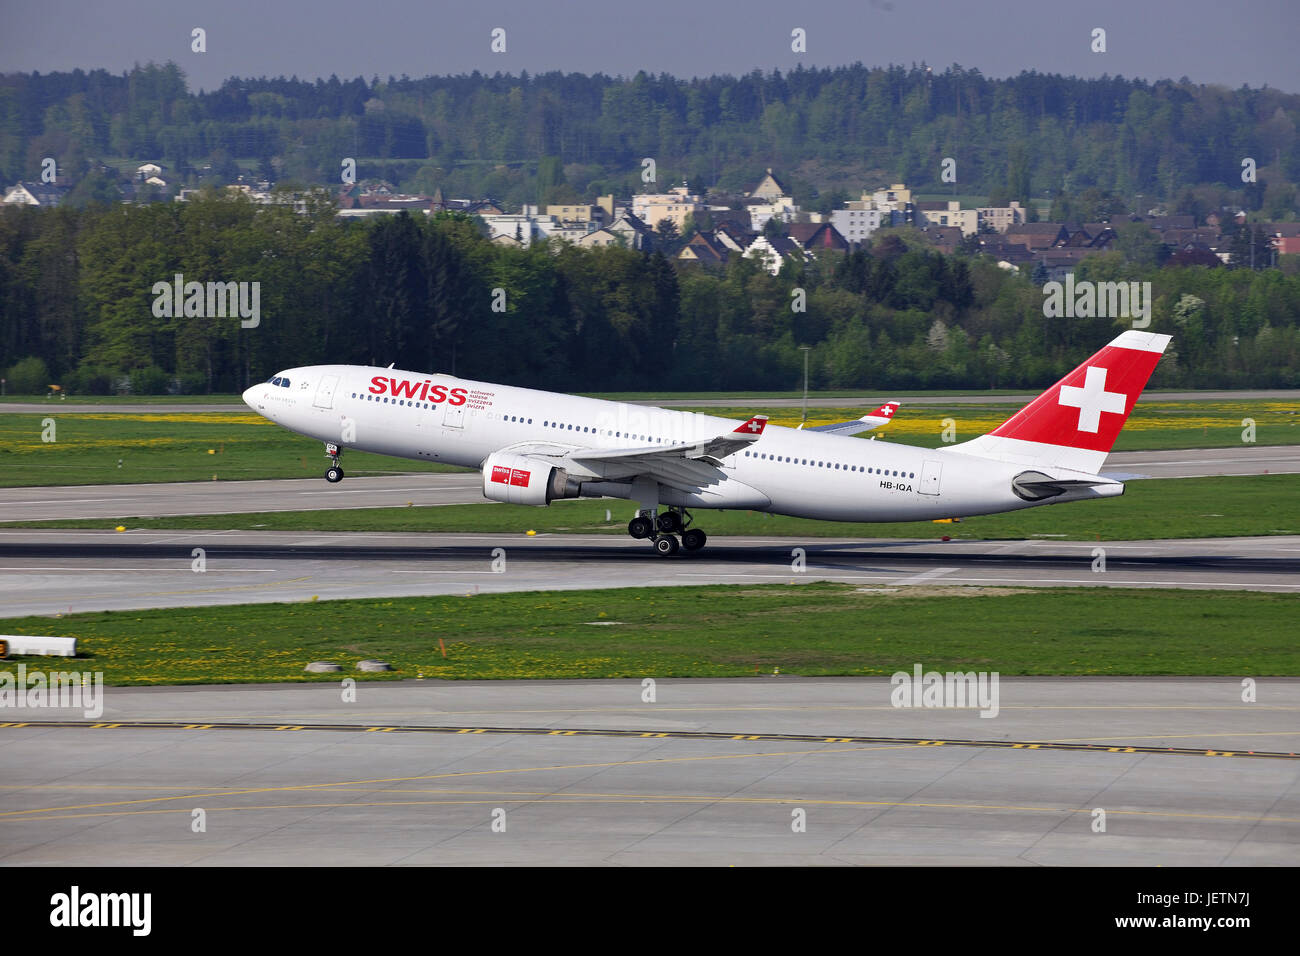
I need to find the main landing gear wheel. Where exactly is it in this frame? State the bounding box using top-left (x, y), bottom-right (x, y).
top-left (628, 516), bottom-right (654, 539)
top-left (681, 528), bottom-right (707, 552)
top-left (653, 534), bottom-right (680, 556)
top-left (656, 511), bottom-right (683, 534)
top-left (325, 465), bottom-right (344, 483)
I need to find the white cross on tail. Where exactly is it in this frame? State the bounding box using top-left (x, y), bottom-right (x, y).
top-left (1057, 365), bottom-right (1127, 433)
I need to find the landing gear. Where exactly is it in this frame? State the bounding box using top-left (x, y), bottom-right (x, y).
top-left (628, 516), bottom-right (654, 539)
top-left (656, 511), bottom-right (683, 534)
top-left (653, 534), bottom-right (679, 556)
top-left (628, 506), bottom-right (707, 555)
top-left (681, 528), bottom-right (707, 552)
top-left (324, 442), bottom-right (344, 482)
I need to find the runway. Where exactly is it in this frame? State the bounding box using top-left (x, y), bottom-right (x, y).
top-left (0, 530), bottom-right (1296, 615)
top-left (2, 446), bottom-right (1296, 523)
top-left (0, 472), bottom-right (483, 522)
top-left (2, 678), bottom-right (1297, 865)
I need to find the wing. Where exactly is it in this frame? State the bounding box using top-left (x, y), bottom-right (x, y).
top-left (559, 415), bottom-right (769, 492)
top-left (800, 401), bottom-right (900, 436)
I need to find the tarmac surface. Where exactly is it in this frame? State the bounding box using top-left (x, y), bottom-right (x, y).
top-left (0, 530), bottom-right (1296, 615)
top-left (2, 678), bottom-right (1296, 865)
top-left (2, 446), bottom-right (1296, 523)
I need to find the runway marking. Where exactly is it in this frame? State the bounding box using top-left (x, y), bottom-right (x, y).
top-left (5, 719), bottom-right (1297, 760)
top-left (892, 567), bottom-right (958, 586)
top-left (0, 567), bottom-right (277, 572)
top-left (155, 704), bottom-right (1300, 723)
top-left (7, 787), bottom-right (1300, 827)
top-left (0, 743), bottom-right (917, 818)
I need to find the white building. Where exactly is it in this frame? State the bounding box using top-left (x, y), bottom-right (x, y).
top-left (3, 182), bottom-right (69, 207)
top-left (830, 206), bottom-right (884, 245)
top-left (976, 200), bottom-right (1027, 233)
top-left (748, 195), bottom-right (799, 232)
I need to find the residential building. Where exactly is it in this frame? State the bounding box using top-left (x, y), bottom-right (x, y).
top-left (975, 200), bottom-right (1027, 233)
top-left (3, 182), bottom-right (70, 207)
top-left (749, 167), bottom-right (789, 200)
top-left (745, 233), bottom-right (805, 275)
top-left (606, 213), bottom-right (654, 251)
top-left (574, 227), bottom-right (626, 249)
top-left (677, 230), bottom-right (730, 266)
top-left (786, 222), bottom-right (849, 253)
top-left (1005, 222), bottom-right (1070, 251)
top-left (748, 195), bottom-right (799, 232)
top-left (545, 203), bottom-right (604, 225)
top-left (920, 225), bottom-right (965, 255)
top-left (916, 200), bottom-right (979, 236)
top-left (632, 186), bottom-right (704, 234)
top-left (713, 220), bottom-right (756, 252)
top-left (830, 205), bottom-right (884, 245)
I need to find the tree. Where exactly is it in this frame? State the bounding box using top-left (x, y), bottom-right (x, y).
top-left (655, 217), bottom-right (683, 255)
top-left (1113, 221), bottom-right (1164, 269)
top-left (4, 356), bottom-right (49, 393)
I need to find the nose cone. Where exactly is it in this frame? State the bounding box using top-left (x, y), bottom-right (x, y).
top-left (242, 385), bottom-right (261, 411)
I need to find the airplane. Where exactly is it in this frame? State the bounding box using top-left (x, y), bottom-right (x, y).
top-left (242, 329), bottom-right (1171, 556)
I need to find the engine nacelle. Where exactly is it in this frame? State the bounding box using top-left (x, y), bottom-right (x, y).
top-left (481, 451), bottom-right (582, 506)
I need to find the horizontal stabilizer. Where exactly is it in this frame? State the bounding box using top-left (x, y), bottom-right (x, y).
top-left (802, 401), bottom-right (901, 436)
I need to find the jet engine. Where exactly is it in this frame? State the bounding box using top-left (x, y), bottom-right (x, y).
top-left (481, 451), bottom-right (582, 506)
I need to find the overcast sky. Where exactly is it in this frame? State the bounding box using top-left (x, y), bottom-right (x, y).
top-left (5, 0), bottom-right (1298, 94)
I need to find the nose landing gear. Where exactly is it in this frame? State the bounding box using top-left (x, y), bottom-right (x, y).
top-left (324, 443), bottom-right (344, 483)
top-left (627, 507), bottom-right (707, 555)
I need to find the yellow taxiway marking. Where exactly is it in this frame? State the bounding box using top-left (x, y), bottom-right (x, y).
top-left (9, 789), bottom-right (1299, 826)
top-left (0, 743), bottom-right (914, 819)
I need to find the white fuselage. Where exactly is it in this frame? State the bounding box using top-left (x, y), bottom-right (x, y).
top-left (243, 364), bottom-right (1086, 523)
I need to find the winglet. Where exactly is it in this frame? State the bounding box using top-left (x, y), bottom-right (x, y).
top-left (733, 415), bottom-right (769, 436)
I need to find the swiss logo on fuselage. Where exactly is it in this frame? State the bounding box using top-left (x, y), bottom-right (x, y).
top-left (369, 375), bottom-right (467, 406)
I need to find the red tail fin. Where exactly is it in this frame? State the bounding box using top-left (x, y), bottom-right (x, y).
top-left (953, 330), bottom-right (1170, 473)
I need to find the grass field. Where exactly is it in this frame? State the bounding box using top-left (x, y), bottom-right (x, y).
top-left (7, 474), bottom-right (1295, 541)
top-left (0, 412), bottom-right (466, 486)
top-left (0, 584), bottom-right (1294, 685)
top-left (685, 400), bottom-right (1300, 452)
top-left (1, 399), bottom-right (1295, 488)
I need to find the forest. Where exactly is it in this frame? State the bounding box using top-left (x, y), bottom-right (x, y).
top-left (3, 63), bottom-right (1298, 217)
top-left (2, 195), bottom-right (1297, 395)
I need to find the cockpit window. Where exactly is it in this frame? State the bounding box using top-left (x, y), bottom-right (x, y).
top-left (269, 377), bottom-right (281, 385)
top-left (279, 378), bottom-right (290, 388)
